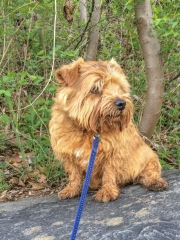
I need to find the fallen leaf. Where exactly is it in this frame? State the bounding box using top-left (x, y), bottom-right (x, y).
top-left (0, 190), bottom-right (7, 199)
top-left (9, 177), bottom-right (19, 185)
top-left (8, 189), bottom-right (19, 195)
top-left (34, 131), bottom-right (41, 136)
top-left (9, 153), bottom-right (22, 164)
top-left (38, 174), bottom-right (47, 184)
top-left (25, 152), bottom-right (35, 157)
top-left (28, 170), bottom-right (40, 181)
top-left (18, 179), bottom-right (25, 187)
top-left (9, 177), bottom-right (25, 187)
top-left (22, 174), bottom-right (30, 182)
top-left (33, 169), bottom-right (40, 174)
top-left (29, 182), bottom-right (45, 190)
top-left (9, 138), bottom-right (26, 145)
top-left (39, 166), bottom-right (45, 173)
top-left (25, 152), bottom-right (35, 164)
top-left (29, 169), bottom-right (40, 177)
top-left (12, 162), bottom-right (23, 168)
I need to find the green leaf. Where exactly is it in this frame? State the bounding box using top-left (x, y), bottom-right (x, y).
top-left (126, 4), bottom-right (133, 11)
top-left (154, 19), bottom-right (161, 26)
top-left (0, 90), bottom-right (11, 96)
top-left (37, 50), bottom-right (44, 56)
top-left (0, 114), bottom-right (10, 123)
top-left (172, 21), bottom-right (178, 29)
top-left (27, 73), bottom-right (37, 80)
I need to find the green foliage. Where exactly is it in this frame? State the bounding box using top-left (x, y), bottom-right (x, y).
top-left (0, 163), bottom-right (12, 192)
top-left (0, 174), bottom-right (11, 193)
top-left (0, 0), bottom-right (179, 194)
top-left (152, 0), bottom-right (180, 72)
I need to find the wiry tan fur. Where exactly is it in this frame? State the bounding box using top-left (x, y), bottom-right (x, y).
top-left (49, 58), bottom-right (168, 202)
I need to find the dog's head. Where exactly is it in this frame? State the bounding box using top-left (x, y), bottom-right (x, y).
top-left (55, 58), bottom-right (133, 133)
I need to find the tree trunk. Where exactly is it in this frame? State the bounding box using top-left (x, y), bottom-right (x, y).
top-left (79, 0), bottom-right (87, 23)
top-left (135, 0), bottom-right (164, 140)
top-left (85, 0), bottom-right (101, 61)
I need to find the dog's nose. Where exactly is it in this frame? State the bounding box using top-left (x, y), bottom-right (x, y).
top-left (114, 99), bottom-right (126, 111)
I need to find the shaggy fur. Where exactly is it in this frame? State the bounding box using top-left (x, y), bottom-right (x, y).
top-left (49, 58), bottom-right (168, 202)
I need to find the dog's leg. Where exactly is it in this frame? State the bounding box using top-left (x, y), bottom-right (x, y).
top-left (58, 162), bottom-right (83, 199)
top-left (93, 164), bottom-right (120, 202)
top-left (89, 172), bottom-right (102, 190)
top-left (138, 156), bottom-right (169, 191)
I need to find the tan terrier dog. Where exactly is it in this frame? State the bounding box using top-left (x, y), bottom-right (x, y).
top-left (49, 58), bottom-right (168, 202)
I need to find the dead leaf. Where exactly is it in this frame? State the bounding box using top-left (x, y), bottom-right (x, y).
top-left (9, 177), bottom-right (25, 187)
top-left (34, 131), bottom-right (41, 136)
top-left (39, 166), bottom-right (45, 173)
top-left (8, 189), bottom-right (19, 195)
top-left (63, 0), bottom-right (76, 24)
top-left (38, 174), bottom-right (47, 184)
top-left (0, 190), bottom-right (7, 199)
top-left (22, 174), bottom-right (30, 182)
top-left (33, 169), bottom-right (40, 174)
top-left (29, 182), bottom-right (45, 190)
top-left (9, 153), bottom-right (22, 164)
top-left (28, 170), bottom-right (39, 178)
top-left (25, 152), bottom-right (35, 164)
top-left (9, 177), bottom-right (19, 185)
top-left (18, 179), bottom-right (25, 187)
top-left (9, 137), bottom-right (26, 145)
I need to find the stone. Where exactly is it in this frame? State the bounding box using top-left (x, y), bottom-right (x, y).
top-left (0, 170), bottom-right (179, 240)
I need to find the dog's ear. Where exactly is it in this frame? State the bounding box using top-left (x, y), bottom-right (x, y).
top-left (109, 59), bottom-right (124, 74)
top-left (56, 58), bottom-right (84, 86)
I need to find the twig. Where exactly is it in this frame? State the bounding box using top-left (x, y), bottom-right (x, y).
top-left (12, 0), bottom-right (57, 111)
top-left (170, 72), bottom-right (180, 81)
top-left (0, 2), bottom-right (39, 67)
top-left (73, 0), bottom-right (95, 50)
top-left (4, 1), bottom-right (37, 18)
top-left (164, 156), bottom-right (174, 164)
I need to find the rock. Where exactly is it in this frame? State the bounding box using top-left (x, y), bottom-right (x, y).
top-left (0, 170), bottom-right (179, 240)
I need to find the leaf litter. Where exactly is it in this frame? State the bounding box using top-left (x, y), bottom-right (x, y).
top-left (0, 151), bottom-right (66, 202)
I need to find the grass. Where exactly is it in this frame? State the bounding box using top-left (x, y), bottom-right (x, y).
top-left (0, 71), bottom-right (179, 195)
top-left (0, 0), bottom-right (179, 195)
top-left (0, 82), bottom-right (66, 194)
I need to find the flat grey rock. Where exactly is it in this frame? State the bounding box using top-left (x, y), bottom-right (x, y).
top-left (0, 170), bottom-right (179, 240)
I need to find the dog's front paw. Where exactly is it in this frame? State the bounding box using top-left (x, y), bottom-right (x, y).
top-left (58, 187), bottom-right (80, 199)
top-left (93, 187), bottom-right (120, 203)
top-left (148, 178), bottom-right (169, 191)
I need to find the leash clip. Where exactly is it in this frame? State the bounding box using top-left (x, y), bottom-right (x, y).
top-left (93, 134), bottom-right (101, 140)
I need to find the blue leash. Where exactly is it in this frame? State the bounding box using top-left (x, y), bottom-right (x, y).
top-left (70, 134), bottom-right (101, 240)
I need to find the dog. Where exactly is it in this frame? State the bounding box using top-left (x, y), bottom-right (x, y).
top-left (49, 58), bottom-right (168, 202)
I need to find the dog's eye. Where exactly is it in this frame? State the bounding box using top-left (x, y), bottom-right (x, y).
top-left (90, 86), bottom-right (100, 94)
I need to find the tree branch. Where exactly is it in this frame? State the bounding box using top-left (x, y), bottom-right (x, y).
top-left (74, 0), bottom-right (95, 50)
top-left (135, 0), bottom-right (164, 140)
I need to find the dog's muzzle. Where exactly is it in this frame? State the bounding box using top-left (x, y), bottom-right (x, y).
top-left (114, 99), bottom-right (126, 111)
